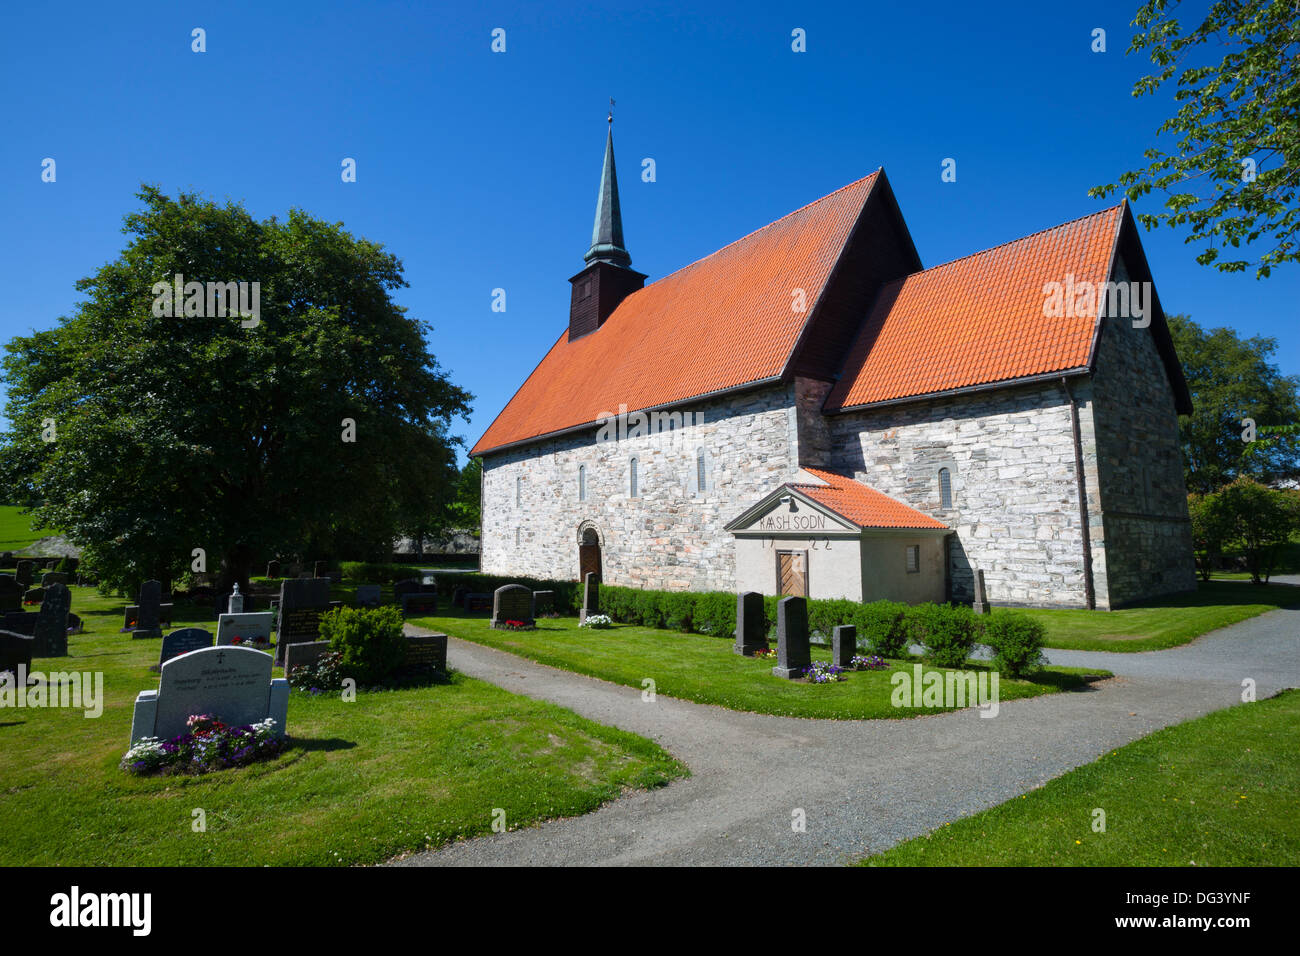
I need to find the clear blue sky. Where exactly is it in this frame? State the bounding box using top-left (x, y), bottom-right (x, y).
top-left (2, 0), bottom-right (1296, 461)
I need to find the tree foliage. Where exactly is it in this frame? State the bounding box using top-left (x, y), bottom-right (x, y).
top-left (0, 186), bottom-right (472, 593)
top-left (1091, 0), bottom-right (1300, 277)
top-left (449, 456), bottom-right (483, 530)
top-left (1168, 313), bottom-right (1300, 492)
top-left (1190, 479), bottom-right (1300, 582)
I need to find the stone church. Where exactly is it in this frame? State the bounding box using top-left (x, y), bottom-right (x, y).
top-left (471, 125), bottom-right (1197, 609)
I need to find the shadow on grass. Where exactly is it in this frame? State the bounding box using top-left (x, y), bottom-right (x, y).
top-left (1121, 580), bottom-right (1300, 611)
top-left (289, 736), bottom-right (357, 753)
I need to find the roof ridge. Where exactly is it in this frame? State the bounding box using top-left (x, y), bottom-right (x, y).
top-left (905, 203), bottom-right (1124, 278)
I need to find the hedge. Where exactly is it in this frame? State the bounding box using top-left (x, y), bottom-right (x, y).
top-left (340, 562), bottom-right (426, 585)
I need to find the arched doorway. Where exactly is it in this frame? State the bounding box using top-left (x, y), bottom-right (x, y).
top-left (578, 524), bottom-right (603, 583)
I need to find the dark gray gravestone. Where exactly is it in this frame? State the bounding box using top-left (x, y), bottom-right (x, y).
top-left (15, 561), bottom-right (34, 588)
top-left (33, 582), bottom-right (71, 657)
top-left (0, 552), bottom-right (13, 568)
top-left (972, 568), bottom-right (989, 615)
top-left (159, 627), bottom-right (214, 666)
top-left (733, 591), bottom-right (767, 656)
top-left (578, 572), bottom-right (599, 624)
top-left (266, 560), bottom-right (281, 578)
top-left (402, 633), bottom-right (447, 671)
top-left (41, 571), bottom-right (68, 587)
top-left (772, 596), bottom-right (811, 680)
top-left (392, 578), bottom-right (421, 604)
top-left (283, 640), bottom-right (331, 676)
top-left (134, 580), bottom-right (163, 638)
top-left (313, 561), bottom-right (327, 578)
top-left (451, 586), bottom-right (468, 608)
top-left (275, 577), bottom-right (332, 663)
top-left (66, 612), bottom-right (83, 634)
top-left (464, 592), bottom-right (491, 613)
top-left (532, 590), bottom-right (554, 616)
top-left (400, 592), bottom-right (438, 618)
top-left (23, 588), bottom-right (44, 606)
top-left (490, 585), bottom-right (534, 629)
top-left (2, 612), bottom-right (37, 636)
top-left (355, 585), bottom-right (381, 607)
top-left (0, 631), bottom-right (34, 678)
top-left (0, 575), bottom-right (21, 613)
top-left (832, 625), bottom-right (857, 668)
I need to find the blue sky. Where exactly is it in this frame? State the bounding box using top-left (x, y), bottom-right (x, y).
top-left (2, 0), bottom-right (1296, 461)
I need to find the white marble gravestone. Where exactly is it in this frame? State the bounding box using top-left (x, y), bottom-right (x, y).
top-left (216, 611), bottom-right (274, 647)
top-left (130, 645), bottom-right (288, 745)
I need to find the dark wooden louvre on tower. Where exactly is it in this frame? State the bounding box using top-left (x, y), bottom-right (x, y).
top-left (569, 124), bottom-right (646, 341)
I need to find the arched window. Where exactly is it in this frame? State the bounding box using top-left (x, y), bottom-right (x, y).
top-left (696, 449), bottom-right (707, 492)
top-left (515, 475), bottom-right (522, 507)
top-left (578, 464), bottom-right (587, 502)
top-left (629, 457), bottom-right (639, 498)
top-left (938, 467), bottom-right (953, 509)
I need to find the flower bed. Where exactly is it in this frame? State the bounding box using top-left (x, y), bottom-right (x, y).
top-left (802, 661), bottom-right (846, 684)
top-left (579, 614), bottom-right (613, 629)
top-left (120, 714), bottom-right (285, 775)
top-left (849, 654), bottom-right (887, 671)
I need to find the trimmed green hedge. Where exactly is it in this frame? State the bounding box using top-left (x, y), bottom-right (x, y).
top-left (341, 562), bottom-right (426, 585)
top-left (430, 573), bottom-right (583, 613)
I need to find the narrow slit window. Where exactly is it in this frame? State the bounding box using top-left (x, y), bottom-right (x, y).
top-left (696, 449), bottom-right (707, 492)
top-left (905, 545), bottom-right (920, 573)
top-left (578, 464), bottom-right (587, 502)
top-left (938, 467), bottom-right (952, 509)
top-left (629, 457), bottom-right (639, 498)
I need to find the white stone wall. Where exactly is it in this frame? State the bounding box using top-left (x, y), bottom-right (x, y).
top-left (480, 385), bottom-right (800, 591)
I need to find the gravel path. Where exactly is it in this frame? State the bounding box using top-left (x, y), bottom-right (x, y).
top-left (392, 606), bottom-right (1300, 867)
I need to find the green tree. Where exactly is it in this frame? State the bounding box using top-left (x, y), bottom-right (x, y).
top-left (0, 186), bottom-right (472, 594)
top-left (1214, 478), bottom-right (1300, 582)
top-left (1168, 314), bottom-right (1300, 493)
top-left (1091, 0), bottom-right (1300, 277)
top-left (1187, 491), bottom-right (1234, 580)
top-left (449, 456), bottom-right (483, 531)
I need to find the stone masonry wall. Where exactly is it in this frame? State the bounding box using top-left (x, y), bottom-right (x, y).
top-left (480, 384), bottom-right (800, 591)
top-left (827, 380), bottom-right (1103, 608)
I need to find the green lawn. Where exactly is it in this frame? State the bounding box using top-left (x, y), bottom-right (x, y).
top-left (406, 608), bottom-right (1106, 720)
top-left (0, 504), bottom-right (49, 552)
top-left (1024, 580), bottom-right (1300, 652)
top-left (863, 690), bottom-right (1300, 866)
top-left (0, 585), bottom-right (685, 865)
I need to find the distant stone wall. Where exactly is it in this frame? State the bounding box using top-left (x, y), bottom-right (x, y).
top-left (827, 380), bottom-right (1099, 608)
top-left (480, 384), bottom-right (799, 591)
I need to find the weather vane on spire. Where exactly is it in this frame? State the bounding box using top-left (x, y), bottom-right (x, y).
top-left (608, 97), bottom-right (615, 124)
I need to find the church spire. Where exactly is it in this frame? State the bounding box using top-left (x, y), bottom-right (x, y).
top-left (584, 105), bottom-right (632, 268)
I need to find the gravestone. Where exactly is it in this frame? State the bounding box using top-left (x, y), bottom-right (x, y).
top-left (41, 572), bottom-right (68, 587)
top-left (832, 625), bottom-right (857, 668)
top-left (134, 580), bottom-right (163, 638)
top-left (464, 592), bottom-right (491, 613)
top-left (130, 645), bottom-right (288, 745)
top-left (159, 627), bottom-right (215, 666)
top-left (66, 611), bottom-right (83, 634)
top-left (283, 640), bottom-right (332, 676)
top-left (451, 587), bottom-right (468, 609)
top-left (0, 632), bottom-right (34, 679)
top-left (733, 591), bottom-right (767, 656)
top-left (355, 585), bottom-right (381, 607)
top-left (0, 551), bottom-right (13, 568)
top-left (227, 584), bottom-right (246, 615)
top-left (23, 588), bottom-right (44, 606)
top-left (490, 584), bottom-right (534, 629)
top-left (578, 572), bottom-right (599, 624)
top-left (400, 591), bottom-right (438, 618)
top-left (532, 590), bottom-right (555, 616)
top-left (2, 611), bottom-right (36, 636)
top-left (217, 612), bottom-right (274, 648)
top-left (275, 578), bottom-right (331, 663)
top-left (33, 582), bottom-right (71, 657)
top-left (772, 596), bottom-right (811, 680)
top-left (313, 561), bottom-right (327, 578)
top-left (266, 560), bottom-right (281, 578)
top-left (972, 568), bottom-right (989, 615)
top-left (0, 575), bottom-right (21, 613)
top-left (123, 602), bottom-right (173, 632)
top-left (15, 561), bottom-right (34, 588)
top-left (402, 633), bottom-right (447, 672)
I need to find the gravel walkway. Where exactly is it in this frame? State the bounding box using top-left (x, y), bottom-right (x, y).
top-left (392, 606), bottom-right (1300, 867)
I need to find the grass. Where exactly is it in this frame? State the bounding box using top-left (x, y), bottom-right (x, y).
top-left (406, 608), bottom-right (1106, 720)
top-left (862, 690), bottom-right (1300, 866)
top-left (1023, 580), bottom-right (1300, 652)
top-left (0, 504), bottom-right (49, 552)
top-left (0, 585), bottom-right (685, 865)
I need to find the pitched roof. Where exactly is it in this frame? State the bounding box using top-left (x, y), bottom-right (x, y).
top-left (470, 172), bottom-right (880, 456)
top-left (792, 467), bottom-right (948, 530)
top-left (824, 205), bottom-right (1125, 411)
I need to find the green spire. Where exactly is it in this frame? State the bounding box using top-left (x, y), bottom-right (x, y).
top-left (584, 122), bottom-right (632, 268)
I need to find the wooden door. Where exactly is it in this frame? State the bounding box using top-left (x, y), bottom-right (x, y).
top-left (579, 543), bottom-right (602, 583)
top-left (777, 550), bottom-right (807, 597)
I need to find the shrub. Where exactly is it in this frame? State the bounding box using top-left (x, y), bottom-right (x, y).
top-left (341, 561), bottom-right (424, 585)
top-left (691, 592), bottom-right (737, 637)
top-left (661, 592), bottom-right (695, 631)
top-left (320, 605), bottom-right (407, 685)
top-left (854, 602), bottom-right (909, 657)
top-left (632, 589), bottom-right (664, 628)
top-left (907, 603), bottom-right (979, 668)
top-left (982, 611), bottom-right (1047, 677)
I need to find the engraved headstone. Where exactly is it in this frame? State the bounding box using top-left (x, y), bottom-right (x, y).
top-left (465, 592), bottom-right (491, 613)
top-left (578, 572), bottom-right (599, 624)
top-left (23, 588), bottom-right (44, 606)
top-left (227, 583), bottom-right (246, 615)
top-left (0, 575), bottom-right (21, 613)
top-left (313, 561), bottom-right (327, 578)
top-left (832, 625), bottom-right (857, 668)
top-left (772, 596), bottom-right (811, 680)
top-left (355, 585), bottom-right (381, 607)
top-left (532, 590), bottom-right (555, 616)
top-left (265, 560), bottom-right (281, 579)
top-left (134, 580), bottom-right (163, 638)
top-left (490, 585), bottom-right (534, 629)
top-left (275, 577), bottom-right (331, 663)
top-left (451, 586), bottom-right (468, 609)
top-left (283, 640), bottom-right (331, 676)
top-left (15, 561), bottom-right (34, 588)
top-left (400, 591), bottom-right (438, 618)
top-left (402, 633), bottom-right (447, 671)
top-left (733, 591), bottom-right (767, 656)
top-left (159, 627), bottom-right (215, 666)
top-left (33, 582), bottom-right (71, 657)
top-left (41, 571), bottom-right (68, 587)
top-left (129, 645), bottom-right (288, 745)
top-left (217, 611), bottom-right (274, 648)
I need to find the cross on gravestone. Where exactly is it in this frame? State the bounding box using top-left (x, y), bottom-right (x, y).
top-left (772, 596), bottom-right (811, 680)
top-left (832, 625), bottom-right (857, 668)
top-left (158, 627), bottom-right (215, 667)
top-left (0, 575), bottom-right (22, 613)
top-left (134, 580), bottom-right (163, 638)
top-left (733, 591), bottom-right (767, 656)
top-left (15, 561), bottom-right (34, 588)
top-left (32, 582), bottom-right (71, 657)
top-left (129, 645), bottom-right (288, 746)
top-left (972, 568), bottom-right (989, 615)
top-left (275, 577), bottom-right (332, 663)
top-left (578, 572), bottom-right (600, 624)
top-left (490, 584), bottom-right (534, 629)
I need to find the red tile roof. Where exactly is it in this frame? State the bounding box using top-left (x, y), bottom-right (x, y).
top-left (470, 172), bottom-right (880, 455)
top-left (825, 205), bottom-right (1124, 410)
top-left (793, 467), bottom-right (948, 530)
